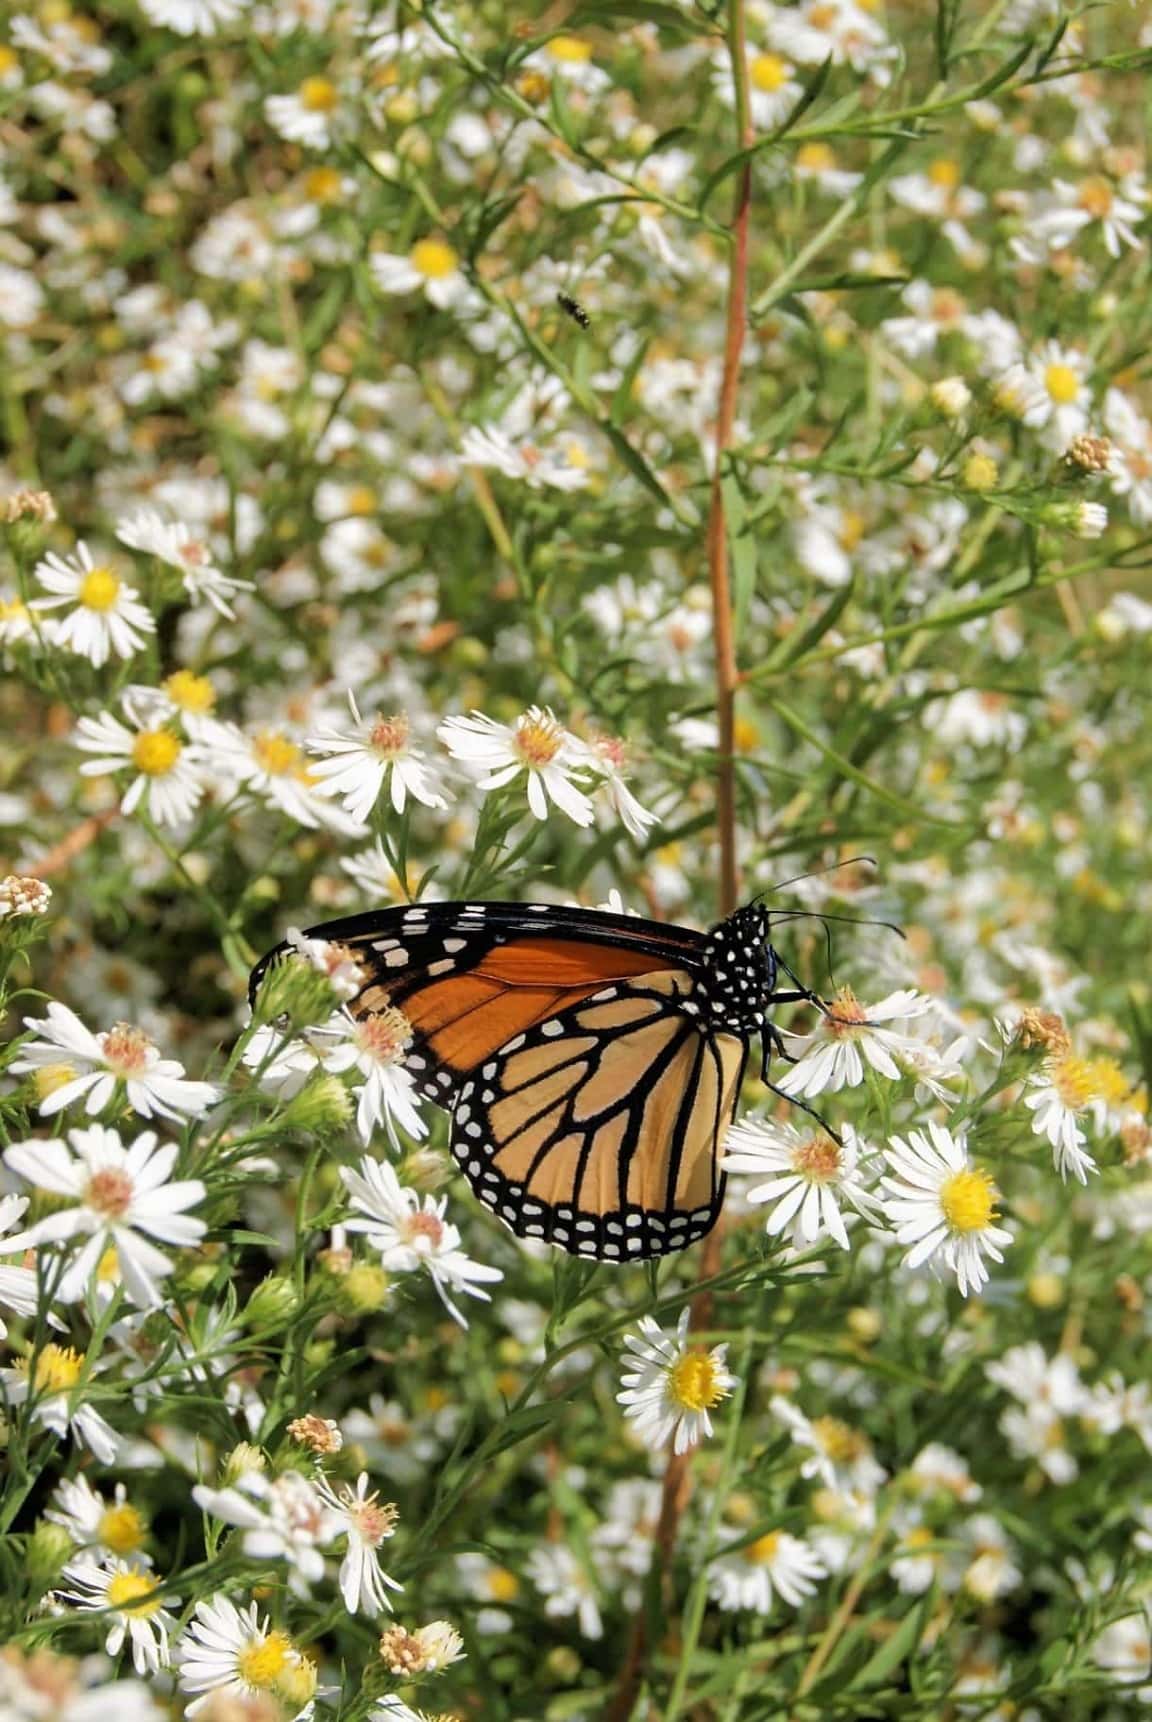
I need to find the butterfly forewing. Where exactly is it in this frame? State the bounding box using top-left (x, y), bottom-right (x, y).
top-left (450, 970), bottom-right (749, 1261)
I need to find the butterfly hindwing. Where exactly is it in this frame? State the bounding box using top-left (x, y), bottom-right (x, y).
top-left (449, 969), bottom-right (749, 1261)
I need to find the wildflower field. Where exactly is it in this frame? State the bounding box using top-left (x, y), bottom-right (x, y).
top-left (3, 0), bottom-right (1152, 1716)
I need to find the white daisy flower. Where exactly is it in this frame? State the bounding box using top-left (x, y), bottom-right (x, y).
top-left (584, 733), bottom-right (660, 839)
top-left (617, 1308), bottom-right (737, 1455)
top-left (775, 987), bottom-right (938, 1099)
top-left (10, 1001), bottom-right (219, 1122)
top-left (138, 0), bottom-right (246, 34)
top-left (438, 706), bottom-right (595, 826)
top-left (984, 1342), bottom-right (1087, 1416)
top-left (340, 1155), bottom-right (503, 1327)
top-left (723, 1118), bottom-right (880, 1249)
top-left (115, 510), bottom-right (252, 616)
top-left (954, 1514), bottom-right (1022, 1602)
top-left (265, 76), bottom-right (343, 147)
top-left (0, 1192), bottom-right (39, 1340)
top-left (314, 1472), bottom-right (403, 1616)
top-left (879, 1120), bottom-right (1013, 1296)
top-left (1026, 341), bottom-right (1093, 449)
top-left (1093, 1603), bottom-right (1152, 1692)
top-left (1, 1342), bottom-right (119, 1462)
top-left (282, 927), bottom-right (367, 1003)
top-left (3, 1123), bottom-right (207, 1309)
top-left (906, 1442), bottom-right (981, 1503)
top-left (459, 423), bottom-right (592, 491)
top-left (707, 1527), bottom-right (827, 1614)
top-left (1014, 173), bottom-right (1146, 261)
top-left (769, 1395), bottom-right (887, 1493)
top-left (525, 1544), bottom-right (603, 1640)
top-left (177, 1593), bottom-right (318, 1716)
top-left (46, 1473), bottom-right (152, 1565)
top-left (1023, 1050), bottom-right (1129, 1182)
top-left (718, 47), bottom-right (801, 128)
top-left (56, 1559), bottom-right (176, 1675)
top-left (31, 542), bottom-right (155, 667)
top-left (306, 695), bottom-right (451, 823)
top-left (372, 238), bottom-right (470, 310)
top-left (320, 1006), bottom-right (427, 1147)
top-left (74, 703), bottom-right (206, 829)
top-left (196, 718), bottom-right (366, 833)
top-left (192, 1471), bottom-right (338, 1597)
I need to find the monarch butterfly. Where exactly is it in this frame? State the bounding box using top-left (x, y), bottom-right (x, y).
top-left (250, 900), bottom-right (830, 1263)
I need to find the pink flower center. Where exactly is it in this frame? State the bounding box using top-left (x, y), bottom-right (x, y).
top-left (349, 1491), bottom-right (398, 1546)
top-left (790, 1136), bottom-right (843, 1183)
top-left (405, 1211), bottom-right (444, 1249)
top-left (356, 1007), bottom-right (412, 1065)
top-left (99, 1024), bottom-right (155, 1075)
top-left (85, 1167), bottom-right (134, 1218)
top-left (368, 713), bottom-right (410, 758)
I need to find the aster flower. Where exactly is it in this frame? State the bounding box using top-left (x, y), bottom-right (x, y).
top-left (115, 510), bottom-right (252, 616)
top-left (320, 1006), bottom-right (427, 1147)
top-left (769, 1395), bottom-right (887, 1493)
top-left (775, 987), bottom-right (938, 1099)
top-left (372, 238), bottom-right (470, 309)
top-left (879, 1121), bottom-right (1012, 1296)
top-left (723, 1118), bottom-right (880, 1249)
top-left (73, 702), bottom-right (207, 829)
top-left (583, 733), bottom-right (660, 838)
top-left (314, 1472), bottom-right (403, 1616)
top-left (525, 1544), bottom-right (603, 1640)
top-left (177, 1594), bottom-right (318, 1717)
top-left (1023, 1050), bottom-right (1130, 1182)
top-left (56, 1560), bottom-right (176, 1675)
top-left (192, 1471), bottom-right (338, 1597)
top-left (0, 1192), bottom-right (39, 1340)
top-left (46, 1474), bottom-right (152, 1565)
top-left (10, 1002), bottom-right (219, 1122)
top-left (197, 718), bottom-right (367, 833)
top-left (265, 75), bottom-right (344, 147)
top-left (306, 695), bottom-right (450, 822)
top-left (340, 1155), bottom-right (503, 1326)
top-left (1, 1342), bottom-right (119, 1462)
top-left (3, 1123), bottom-right (207, 1308)
top-left (707, 1527), bottom-right (827, 1614)
top-left (31, 542), bottom-right (155, 666)
top-left (617, 1308), bottom-right (737, 1455)
top-left (438, 706), bottom-right (595, 826)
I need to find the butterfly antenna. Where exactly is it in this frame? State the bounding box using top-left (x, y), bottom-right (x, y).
top-left (755, 854), bottom-right (878, 898)
top-left (769, 908), bottom-right (906, 940)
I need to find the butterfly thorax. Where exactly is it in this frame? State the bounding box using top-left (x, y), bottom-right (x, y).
top-left (694, 903), bottom-right (779, 1035)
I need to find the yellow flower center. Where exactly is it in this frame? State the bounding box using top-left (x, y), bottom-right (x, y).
top-left (939, 1168), bottom-right (998, 1234)
top-left (790, 1135), bottom-right (843, 1184)
top-left (410, 238), bottom-right (459, 280)
top-left (253, 730), bottom-right (304, 776)
top-left (237, 1632), bottom-right (294, 1690)
top-left (84, 1167), bottom-right (134, 1219)
top-left (163, 669), bottom-right (216, 714)
top-left (1051, 1053), bottom-right (1129, 1110)
top-left (750, 52), bottom-right (789, 92)
top-left (1078, 175), bottom-right (1115, 218)
top-left (131, 728), bottom-right (183, 776)
top-left (347, 484), bottom-right (378, 515)
top-left (78, 567), bottom-right (121, 612)
top-left (299, 76), bottom-right (337, 112)
top-left (796, 142), bottom-right (836, 173)
top-left (668, 1350), bottom-right (728, 1413)
top-left (742, 1531), bottom-right (780, 1565)
top-left (813, 1415), bottom-right (867, 1462)
top-left (487, 1565), bottom-right (520, 1602)
top-left (304, 165), bottom-right (344, 203)
top-left (964, 452), bottom-right (1000, 490)
top-left (275, 1656), bottom-right (317, 1705)
top-left (369, 713), bottom-right (410, 758)
top-left (514, 711), bottom-right (563, 767)
top-left (928, 157), bottom-right (961, 190)
top-left (548, 33), bottom-right (592, 62)
top-left (0, 46), bottom-right (17, 75)
top-left (0, 596), bottom-right (30, 624)
top-left (106, 1571), bottom-right (161, 1616)
top-left (96, 1245), bottom-right (120, 1282)
top-left (903, 1525), bottom-right (935, 1551)
top-left (98, 1502), bottom-right (146, 1555)
top-left (405, 1210), bottom-right (446, 1249)
top-left (29, 1344), bottom-right (83, 1394)
top-left (100, 1023), bottom-right (154, 1075)
top-left (1045, 363), bottom-right (1081, 405)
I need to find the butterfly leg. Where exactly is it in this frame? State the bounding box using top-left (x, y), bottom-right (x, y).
top-left (760, 1075), bottom-right (844, 1146)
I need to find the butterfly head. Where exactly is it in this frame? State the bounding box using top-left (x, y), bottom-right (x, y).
top-left (699, 902), bottom-right (780, 1033)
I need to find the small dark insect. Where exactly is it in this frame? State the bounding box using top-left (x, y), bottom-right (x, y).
top-left (556, 291), bottom-right (591, 330)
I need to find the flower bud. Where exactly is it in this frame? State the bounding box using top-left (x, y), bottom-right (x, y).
top-left (221, 1441), bottom-right (267, 1485)
top-left (930, 376), bottom-right (971, 419)
top-left (962, 452), bottom-right (999, 491)
top-left (242, 1274), bottom-right (299, 1329)
top-left (249, 953), bottom-right (339, 1032)
top-left (279, 1072), bottom-right (355, 1135)
top-left (340, 1262), bottom-right (391, 1315)
top-left (27, 1521), bottom-right (74, 1585)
